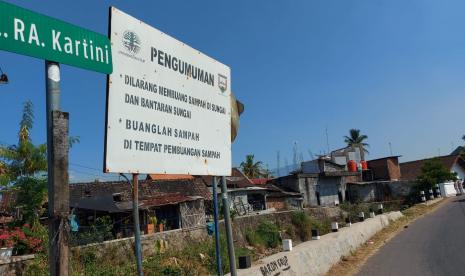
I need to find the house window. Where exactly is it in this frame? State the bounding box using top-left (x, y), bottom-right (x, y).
top-left (316, 191), bottom-right (321, 206)
top-left (113, 193), bottom-right (122, 202)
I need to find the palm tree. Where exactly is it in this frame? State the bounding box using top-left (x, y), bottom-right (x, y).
top-left (240, 154), bottom-right (263, 179)
top-left (344, 129), bottom-right (369, 154)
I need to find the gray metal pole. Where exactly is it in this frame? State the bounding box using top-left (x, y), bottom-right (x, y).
top-left (212, 176), bottom-right (222, 275)
top-left (221, 176), bottom-right (237, 276)
top-left (46, 61), bottom-right (69, 276)
top-left (132, 174), bottom-right (143, 276)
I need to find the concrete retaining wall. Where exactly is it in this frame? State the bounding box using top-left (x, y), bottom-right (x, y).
top-left (72, 226), bottom-right (207, 261)
top-left (234, 211), bottom-right (403, 276)
top-left (0, 255), bottom-right (35, 276)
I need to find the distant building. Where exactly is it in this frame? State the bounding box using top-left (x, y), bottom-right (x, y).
top-left (345, 156), bottom-right (415, 203)
top-left (365, 156), bottom-right (402, 181)
top-left (199, 168), bottom-right (268, 216)
top-left (330, 144), bottom-right (365, 167)
top-left (400, 155), bottom-right (465, 181)
top-left (70, 178), bottom-right (210, 239)
top-left (273, 157), bottom-right (360, 207)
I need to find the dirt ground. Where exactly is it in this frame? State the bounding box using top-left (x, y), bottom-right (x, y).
top-left (325, 197), bottom-right (450, 276)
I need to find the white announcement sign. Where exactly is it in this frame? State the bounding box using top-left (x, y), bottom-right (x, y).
top-left (104, 7), bottom-right (231, 175)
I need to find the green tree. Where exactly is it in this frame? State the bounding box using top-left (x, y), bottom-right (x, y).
top-left (240, 154), bottom-right (263, 178)
top-left (15, 176), bottom-right (47, 223)
top-left (416, 158), bottom-right (457, 190)
top-left (344, 128), bottom-right (369, 154)
top-left (0, 101), bottom-right (49, 223)
top-left (0, 101), bottom-right (47, 185)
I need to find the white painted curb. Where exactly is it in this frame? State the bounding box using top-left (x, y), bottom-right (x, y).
top-left (232, 211), bottom-right (403, 276)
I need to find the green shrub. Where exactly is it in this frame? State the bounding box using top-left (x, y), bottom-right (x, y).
top-left (245, 230), bottom-right (263, 247)
top-left (245, 220), bottom-right (280, 248)
top-left (291, 212), bottom-right (312, 241)
top-left (256, 220), bottom-right (280, 248)
top-left (291, 211), bottom-right (329, 241)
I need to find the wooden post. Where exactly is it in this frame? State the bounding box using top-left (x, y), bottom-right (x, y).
top-left (132, 174), bottom-right (143, 276)
top-left (48, 111), bottom-right (70, 276)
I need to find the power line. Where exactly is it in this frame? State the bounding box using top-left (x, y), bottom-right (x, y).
top-left (69, 162), bottom-right (101, 172)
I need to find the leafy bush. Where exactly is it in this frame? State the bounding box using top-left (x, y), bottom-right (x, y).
top-left (245, 220), bottom-right (280, 248)
top-left (291, 212), bottom-right (312, 241)
top-left (71, 216), bottom-right (114, 246)
top-left (291, 211), bottom-right (329, 241)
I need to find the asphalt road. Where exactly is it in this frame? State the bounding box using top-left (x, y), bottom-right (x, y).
top-left (358, 195), bottom-right (465, 276)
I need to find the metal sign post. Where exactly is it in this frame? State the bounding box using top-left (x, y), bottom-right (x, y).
top-left (220, 176), bottom-right (236, 276)
top-left (46, 61), bottom-right (70, 276)
top-left (120, 173), bottom-right (143, 276)
top-left (212, 176), bottom-right (222, 275)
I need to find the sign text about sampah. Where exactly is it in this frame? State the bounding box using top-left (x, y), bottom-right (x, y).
top-left (105, 7), bottom-right (231, 175)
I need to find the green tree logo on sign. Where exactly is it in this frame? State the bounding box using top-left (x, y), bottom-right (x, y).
top-left (122, 30), bottom-right (141, 54)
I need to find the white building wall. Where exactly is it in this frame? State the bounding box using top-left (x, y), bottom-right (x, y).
top-left (451, 163), bottom-right (465, 180)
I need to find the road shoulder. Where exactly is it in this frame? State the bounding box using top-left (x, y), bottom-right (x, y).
top-left (325, 197), bottom-right (451, 276)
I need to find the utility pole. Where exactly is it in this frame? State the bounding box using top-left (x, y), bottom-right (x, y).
top-left (212, 177), bottom-right (222, 275)
top-left (46, 61), bottom-right (70, 276)
top-left (220, 176), bottom-right (236, 276)
top-left (120, 173), bottom-right (143, 276)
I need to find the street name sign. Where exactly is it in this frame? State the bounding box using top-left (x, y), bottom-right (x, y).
top-left (104, 7), bottom-right (231, 175)
top-left (0, 1), bottom-right (112, 74)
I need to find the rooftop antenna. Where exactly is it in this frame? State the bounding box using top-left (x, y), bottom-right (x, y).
top-left (388, 142), bottom-right (393, 156)
top-left (325, 127), bottom-right (330, 154)
top-left (276, 151), bottom-right (281, 177)
top-left (293, 141), bottom-right (298, 171)
top-left (284, 158), bottom-right (289, 175)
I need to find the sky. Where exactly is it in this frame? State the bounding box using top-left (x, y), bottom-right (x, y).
top-left (1, 0), bottom-right (465, 182)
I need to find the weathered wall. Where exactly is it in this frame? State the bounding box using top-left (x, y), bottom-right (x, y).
top-left (266, 197), bottom-right (286, 210)
top-left (317, 177), bottom-right (341, 206)
top-left (227, 207), bottom-right (343, 246)
top-left (348, 181), bottom-right (414, 203)
top-left (233, 211), bottom-right (403, 276)
top-left (387, 159), bottom-right (401, 180)
top-left (300, 178), bottom-right (318, 207)
top-left (72, 226), bottom-right (208, 262)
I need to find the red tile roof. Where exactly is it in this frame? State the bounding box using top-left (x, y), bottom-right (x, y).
top-left (147, 174), bottom-right (194, 181)
top-left (250, 178), bottom-right (271, 185)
